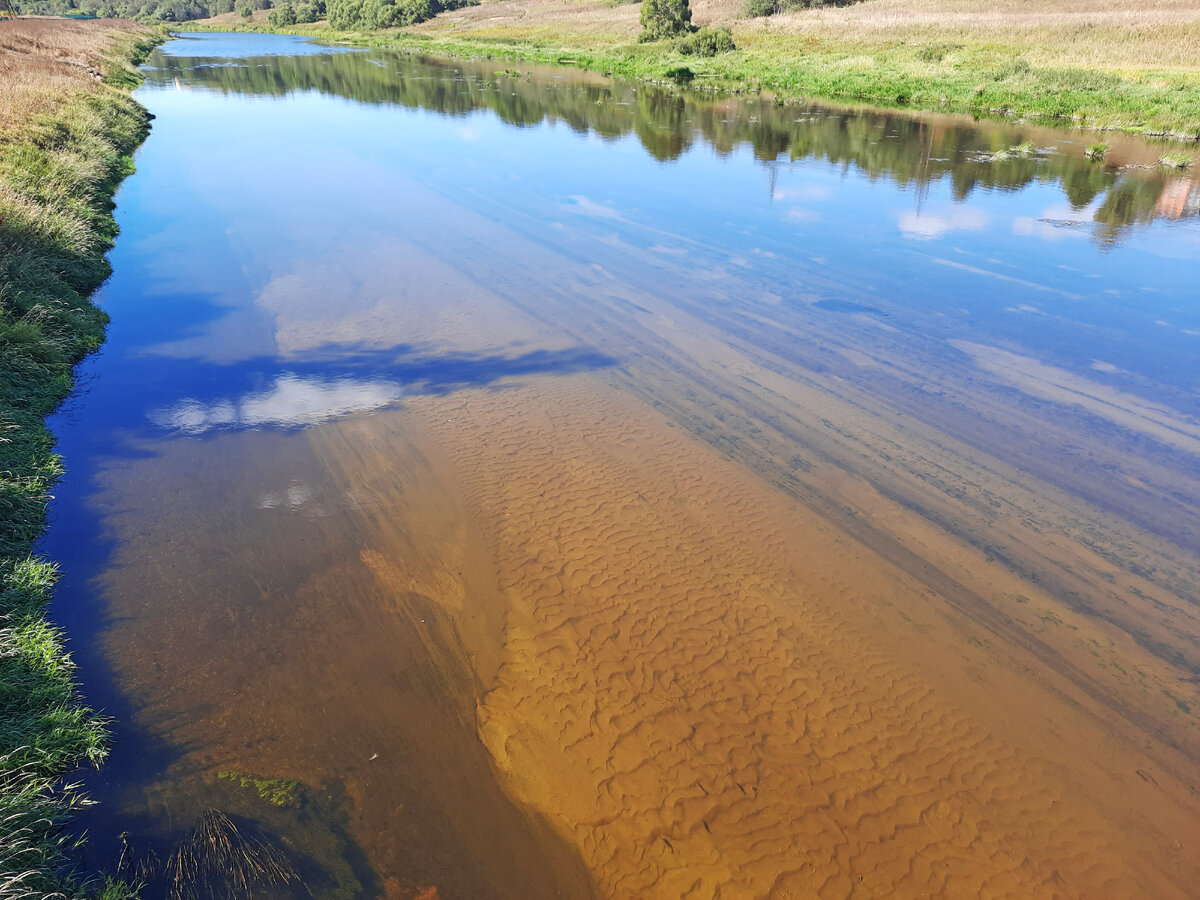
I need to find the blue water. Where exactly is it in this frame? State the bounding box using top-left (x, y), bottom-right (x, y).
top-left (42, 32), bottom-right (1200, 898)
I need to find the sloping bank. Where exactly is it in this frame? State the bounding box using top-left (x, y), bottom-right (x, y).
top-left (199, 0), bottom-right (1200, 141)
top-left (0, 18), bottom-right (161, 898)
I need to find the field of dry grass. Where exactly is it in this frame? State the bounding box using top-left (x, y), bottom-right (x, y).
top-left (417, 0), bottom-right (1200, 69)
top-left (734, 0), bottom-right (1200, 69)
top-left (0, 18), bottom-right (148, 135)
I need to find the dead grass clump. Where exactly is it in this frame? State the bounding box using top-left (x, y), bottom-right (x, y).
top-left (164, 809), bottom-right (299, 900)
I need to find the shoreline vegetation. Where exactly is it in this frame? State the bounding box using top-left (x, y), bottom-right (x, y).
top-left (186, 0), bottom-right (1200, 142)
top-left (0, 17), bottom-right (159, 898)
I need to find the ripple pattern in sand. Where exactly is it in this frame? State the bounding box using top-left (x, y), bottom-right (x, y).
top-left (413, 379), bottom-right (1172, 900)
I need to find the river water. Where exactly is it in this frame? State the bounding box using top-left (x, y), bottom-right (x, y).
top-left (46, 32), bottom-right (1200, 900)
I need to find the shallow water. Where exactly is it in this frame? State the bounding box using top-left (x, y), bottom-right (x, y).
top-left (46, 32), bottom-right (1200, 899)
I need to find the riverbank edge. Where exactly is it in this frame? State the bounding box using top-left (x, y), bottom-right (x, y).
top-left (0, 22), bottom-right (163, 898)
top-left (184, 19), bottom-right (1200, 143)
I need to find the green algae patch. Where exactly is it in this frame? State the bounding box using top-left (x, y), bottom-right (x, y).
top-left (218, 770), bottom-right (305, 808)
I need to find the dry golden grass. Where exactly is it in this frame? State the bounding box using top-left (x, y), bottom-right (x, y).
top-left (419, 0), bottom-right (1200, 70)
top-left (736, 0), bottom-right (1200, 70)
top-left (0, 18), bottom-right (150, 138)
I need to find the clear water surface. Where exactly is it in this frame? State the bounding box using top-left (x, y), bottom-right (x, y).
top-left (43, 32), bottom-right (1200, 899)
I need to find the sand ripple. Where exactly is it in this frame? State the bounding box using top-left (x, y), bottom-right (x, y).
top-left (410, 377), bottom-right (1186, 899)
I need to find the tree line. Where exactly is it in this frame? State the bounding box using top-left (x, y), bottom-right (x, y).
top-left (15, 0), bottom-right (850, 30)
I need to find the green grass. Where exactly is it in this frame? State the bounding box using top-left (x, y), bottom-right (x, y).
top-left (217, 770), bottom-right (304, 808)
top-left (0, 24), bottom-right (163, 898)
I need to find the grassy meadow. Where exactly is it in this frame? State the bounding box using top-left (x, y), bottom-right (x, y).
top-left (0, 17), bottom-right (159, 898)
top-left (205, 0), bottom-right (1200, 138)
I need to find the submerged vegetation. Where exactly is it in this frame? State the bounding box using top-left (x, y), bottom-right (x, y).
top-left (114, 809), bottom-right (300, 900)
top-left (0, 17), bottom-right (159, 896)
top-left (165, 810), bottom-right (299, 900)
top-left (217, 770), bottom-right (303, 808)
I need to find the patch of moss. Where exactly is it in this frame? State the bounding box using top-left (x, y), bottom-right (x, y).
top-left (218, 770), bottom-right (305, 808)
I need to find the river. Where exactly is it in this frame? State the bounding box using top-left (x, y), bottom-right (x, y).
top-left (45, 32), bottom-right (1200, 900)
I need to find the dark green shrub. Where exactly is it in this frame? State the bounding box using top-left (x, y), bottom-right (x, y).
top-left (326, 0), bottom-right (472, 28)
top-left (267, 0), bottom-right (295, 23)
top-left (664, 65), bottom-right (694, 84)
top-left (676, 25), bottom-right (734, 56)
top-left (639, 0), bottom-right (691, 41)
top-left (745, 0), bottom-right (849, 17)
top-left (294, 0), bottom-right (319, 20)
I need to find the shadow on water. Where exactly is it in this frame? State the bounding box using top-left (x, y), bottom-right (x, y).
top-left (146, 38), bottom-right (1200, 245)
top-left (145, 344), bottom-right (619, 434)
top-left (48, 337), bottom-right (616, 894)
top-left (48, 476), bottom-right (384, 898)
top-left (96, 781), bottom-right (381, 900)
top-left (58, 340), bottom-right (618, 444)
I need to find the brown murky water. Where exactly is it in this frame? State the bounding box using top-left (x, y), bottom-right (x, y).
top-left (48, 32), bottom-right (1200, 900)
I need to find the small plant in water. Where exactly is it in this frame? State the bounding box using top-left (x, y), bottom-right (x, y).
top-left (166, 809), bottom-right (299, 900)
top-left (1085, 142), bottom-right (1109, 161)
top-left (989, 140), bottom-right (1037, 161)
top-left (1158, 153), bottom-right (1194, 169)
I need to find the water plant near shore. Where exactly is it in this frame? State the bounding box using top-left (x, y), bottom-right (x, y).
top-left (1158, 152), bottom-right (1194, 168)
top-left (165, 809), bottom-right (299, 900)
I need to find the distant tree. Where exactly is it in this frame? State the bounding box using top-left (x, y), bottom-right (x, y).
top-left (327, 0), bottom-right (468, 29)
top-left (267, 0), bottom-right (294, 22)
top-left (238, 3), bottom-right (251, 13)
top-left (639, 0), bottom-right (691, 41)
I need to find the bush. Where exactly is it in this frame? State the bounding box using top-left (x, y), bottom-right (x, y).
top-left (676, 25), bottom-right (734, 56)
top-left (267, 0), bottom-right (295, 23)
top-left (295, 0), bottom-right (319, 20)
top-left (639, 0), bottom-right (691, 41)
top-left (745, 0), bottom-right (846, 17)
top-left (326, 0), bottom-right (473, 28)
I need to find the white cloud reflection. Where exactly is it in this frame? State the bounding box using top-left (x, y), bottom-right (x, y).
top-left (151, 374), bottom-right (403, 435)
top-left (898, 207), bottom-right (989, 239)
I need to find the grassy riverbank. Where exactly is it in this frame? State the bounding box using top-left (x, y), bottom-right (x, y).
top-left (0, 17), bottom-right (159, 897)
top-left (200, 0), bottom-right (1200, 139)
